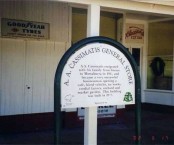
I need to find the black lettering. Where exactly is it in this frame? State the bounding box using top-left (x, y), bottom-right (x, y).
top-left (125, 65), bottom-right (133, 84)
top-left (37, 25), bottom-right (41, 29)
top-left (33, 24), bottom-right (37, 29)
top-left (41, 25), bottom-right (45, 29)
top-left (37, 30), bottom-right (41, 34)
top-left (7, 22), bottom-right (12, 26)
top-left (64, 80), bottom-right (69, 86)
top-left (69, 63), bottom-right (75, 69)
top-left (17, 23), bottom-right (21, 27)
top-left (66, 72), bottom-right (71, 77)
top-left (12, 22), bottom-right (16, 26)
top-left (22, 23), bottom-right (26, 27)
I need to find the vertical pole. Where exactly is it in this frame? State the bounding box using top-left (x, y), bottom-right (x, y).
top-left (87, 4), bottom-right (100, 37)
top-left (84, 107), bottom-right (98, 145)
top-left (54, 76), bottom-right (61, 145)
top-left (172, 40), bottom-right (174, 91)
top-left (135, 72), bottom-right (141, 145)
top-left (84, 4), bottom-right (100, 145)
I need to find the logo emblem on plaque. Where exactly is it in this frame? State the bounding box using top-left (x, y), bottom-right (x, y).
top-left (124, 92), bottom-right (133, 102)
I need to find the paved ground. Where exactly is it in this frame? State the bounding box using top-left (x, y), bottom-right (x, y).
top-left (0, 109), bottom-right (174, 145)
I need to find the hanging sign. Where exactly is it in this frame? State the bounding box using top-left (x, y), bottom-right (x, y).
top-left (1, 18), bottom-right (49, 39)
top-left (125, 23), bottom-right (144, 43)
top-left (61, 40), bottom-right (135, 108)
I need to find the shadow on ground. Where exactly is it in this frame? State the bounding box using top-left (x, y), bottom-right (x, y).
top-left (0, 109), bottom-right (173, 145)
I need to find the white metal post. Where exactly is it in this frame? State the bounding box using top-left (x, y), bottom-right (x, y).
top-left (84, 4), bottom-right (100, 145)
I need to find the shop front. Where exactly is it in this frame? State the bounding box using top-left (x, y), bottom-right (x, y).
top-left (0, 0), bottom-right (174, 131)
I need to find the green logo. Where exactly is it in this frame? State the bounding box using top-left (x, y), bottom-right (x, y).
top-left (124, 92), bottom-right (133, 102)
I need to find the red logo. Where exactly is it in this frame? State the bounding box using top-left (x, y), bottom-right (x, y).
top-left (125, 26), bottom-right (144, 38)
top-left (11, 28), bottom-right (19, 32)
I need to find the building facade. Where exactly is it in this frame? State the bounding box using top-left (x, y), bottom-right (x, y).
top-left (0, 0), bottom-right (174, 130)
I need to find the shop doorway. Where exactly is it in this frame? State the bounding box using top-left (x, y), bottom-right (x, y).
top-left (131, 47), bottom-right (141, 73)
top-left (128, 47), bottom-right (142, 76)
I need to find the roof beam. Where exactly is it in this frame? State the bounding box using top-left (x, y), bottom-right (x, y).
top-left (56, 0), bottom-right (174, 16)
top-left (148, 17), bottom-right (174, 23)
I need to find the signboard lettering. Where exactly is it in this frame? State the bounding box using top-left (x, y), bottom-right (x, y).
top-left (1, 18), bottom-right (49, 39)
top-left (78, 106), bottom-right (116, 119)
top-left (125, 23), bottom-right (144, 43)
top-left (54, 36), bottom-right (141, 145)
top-left (61, 43), bottom-right (135, 108)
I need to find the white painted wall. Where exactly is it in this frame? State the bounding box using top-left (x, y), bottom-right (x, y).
top-left (0, 0), bottom-right (70, 42)
top-left (0, 38), bottom-right (66, 115)
top-left (144, 90), bottom-right (174, 105)
top-left (0, 39), bottom-right (26, 115)
top-left (0, 1), bottom-right (69, 115)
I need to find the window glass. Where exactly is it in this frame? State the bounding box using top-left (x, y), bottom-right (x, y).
top-left (132, 48), bottom-right (140, 72)
top-left (147, 21), bottom-right (174, 90)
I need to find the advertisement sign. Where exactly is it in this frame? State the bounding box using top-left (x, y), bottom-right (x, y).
top-left (61, 43), bottom-right (135, 108)
top-left (78, 106), bottom-right (116, 119)
top-left (125, 23), bottom-right (144, 43)
top-left (1, 18), bottom-right (49, 39)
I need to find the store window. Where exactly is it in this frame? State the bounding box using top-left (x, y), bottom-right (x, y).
top-left (147, 21), bottom-right (174, 90)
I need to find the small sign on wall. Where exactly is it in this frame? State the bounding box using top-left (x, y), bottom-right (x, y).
top-left (125, 23), bottom-right (144, 43)
top-left (1, 18), bottom-right (49, 39)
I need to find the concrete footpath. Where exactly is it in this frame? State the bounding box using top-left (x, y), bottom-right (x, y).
top-left (0, 109), bottom-right (174, 145)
